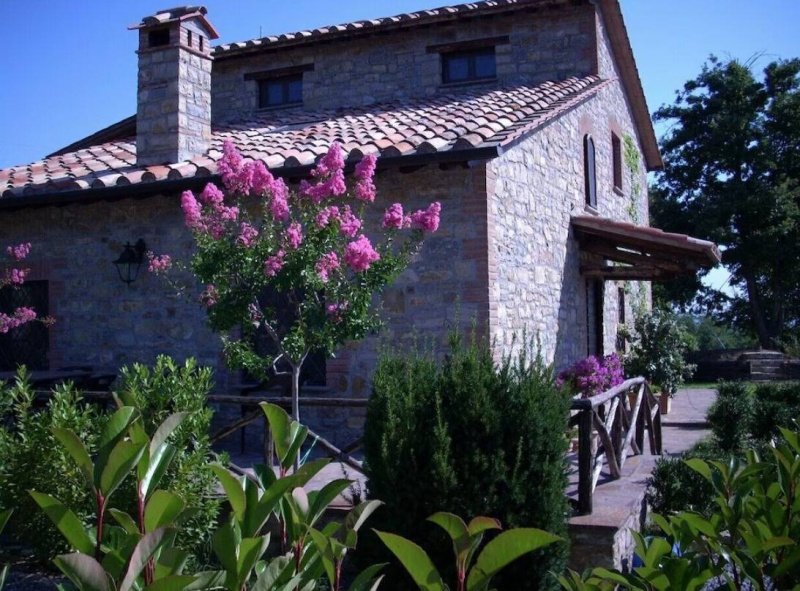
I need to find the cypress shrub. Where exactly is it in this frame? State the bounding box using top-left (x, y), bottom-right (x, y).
top-left (707, 381), bottom-right (753, 452)
top-left (362, 333), bottom-right (570, 591)
top-left (751, 381), bottom-right (800, 443)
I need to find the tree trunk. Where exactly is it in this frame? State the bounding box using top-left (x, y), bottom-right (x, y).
top-left (743, 270), bottom-right (774, 349)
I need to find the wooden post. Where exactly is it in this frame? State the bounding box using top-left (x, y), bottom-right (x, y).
top-left (578, 408), bottom-right (593, 515)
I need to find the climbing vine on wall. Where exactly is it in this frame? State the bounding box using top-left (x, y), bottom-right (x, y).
top-left (623, 134), bottom-right (642, 223)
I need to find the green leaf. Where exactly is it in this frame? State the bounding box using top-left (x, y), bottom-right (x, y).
top-left (211, 465), bottom-right (246, 524)
top-left (109, 509), bottom-right (140, 536)
top-left (144, 575), bottom-right (196, 591)
top-left (466, 528), bottom-right (561, 591)
top-left (98, 407), bottom-right (138, 451)
top-left (291, 458), bottom-right (329, 487)
top-left (212, 522), bottom-right (240, 576)
top-left (29, 491), bottom-right (95, 555)
top-left (236, 536), bottom-right (271, 589)
top-left (98, 440), bottom-right (147, 497)
top-left (467, 516), bottom-right (502, 537)
top-left (185, 571), bottom-right (226, 591)
top-left (261, 403), bottom-right (293, 462)
top-left (151, 412), bottom-right (189, 455)
top-left (308, 529), bottom-right (336, 586)
top-left (120, 528), bottom-right (169, 591)
top-left (145, 490), bottom-right (185, 533)
top-left (374, 530), bottom-right (446, 591)
top-left (154, 548), bottom-right (190, 579)
top-left (51, 428), bottom-right (94, 487)
top-left (347, 564), bottom-right (387, 591)
top-left (307, 479), bottom-right (351, 526)
top-left (140, 444), bottom-right (178, 500)
top-left (0, 508), bottom-right (11, 534)
top-left (346, 500), bottom-right (384, 534)
top-left (427, 512), bottom-right (469, 544)
top-left (53, 553), bottom-right (112, 591)
top-left (684, 458), bottom-right (713, 482)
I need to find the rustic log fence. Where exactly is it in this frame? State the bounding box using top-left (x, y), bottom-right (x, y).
top-left (569, 376), bottom-right (662, 515)
top-left (207, 392), bottom-right (367, 471)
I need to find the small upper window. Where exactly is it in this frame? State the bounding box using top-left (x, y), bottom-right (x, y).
top-left (148, 28), bottom-right (171, 48)
top-left (584, 135), bottom-right (597, 208)
top-left (442, 47), bottom-right (496, 84)
top-left (258, 74), bottom-right (303, 109)
top-left (612, 132), bottom-right (623, 193)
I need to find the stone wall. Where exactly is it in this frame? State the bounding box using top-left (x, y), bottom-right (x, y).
top-left (211, 4), bottom-right (596, 122)
top-left (0, 196), bottom-right (226, 381)
top-left (486, 18), bottom-right (650, 370)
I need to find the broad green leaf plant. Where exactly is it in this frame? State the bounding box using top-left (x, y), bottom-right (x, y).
top-left (376, 512), bottom-right (561, 591)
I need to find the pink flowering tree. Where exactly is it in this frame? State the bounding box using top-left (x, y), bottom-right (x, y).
top-left (0, 242), bottom-right (46, 335)
top-left (152, 141), bottom-right (440, 423)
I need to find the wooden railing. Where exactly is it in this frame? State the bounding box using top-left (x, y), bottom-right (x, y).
top-left (208, 392), bottom-right (367, 471)
top-left (569, 377), bottom-right (662, 515)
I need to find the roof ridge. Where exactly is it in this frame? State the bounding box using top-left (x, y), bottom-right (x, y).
top-left (214, 0), bottom-right (568, 58)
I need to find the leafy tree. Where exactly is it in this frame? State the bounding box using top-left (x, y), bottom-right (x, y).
top-left (652, 56), bottom-right (800, 348)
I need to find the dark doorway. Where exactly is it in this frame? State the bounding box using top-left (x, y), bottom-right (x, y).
top-left (586, 279), bottom-right (604, 357)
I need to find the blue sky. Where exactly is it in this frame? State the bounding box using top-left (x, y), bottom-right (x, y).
top-left (1, 1), bottom-right (797, 167)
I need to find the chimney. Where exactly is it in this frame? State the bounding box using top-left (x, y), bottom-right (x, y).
top-left (130, 6), bottom-right (219, 166)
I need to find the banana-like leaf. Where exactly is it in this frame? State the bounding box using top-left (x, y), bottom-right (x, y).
top-left (119, 528), bottom-right (170, 591)
top-left (143, 575), bottom-right (195, 591)
top-left (98, 440), bottom-right (147, 498)
top-left (145, 490), bottom-right (185, 533)
top-left (235, 536), bottom-right (271, 589)
top-left (308, 529), bottom-right (336, 586)
top-left (374, 530), bottom-right (446, 591)
top-left (185, 571), bottom-right (226, 591)
top-left (212, 522), bottom-right (240, 576)
top-left (242, 475), bottom-right (298, 538)
top-left (251, 555), bottom-right (295, 591)
top-left (98, 407), bottom-right (138, 451)
top-left (54, 553), bottom-right (112, 591)
top-left (155, 548), bottom-right (190, 579)
top-left (29, 491), bottom-right (95, 555)
top-left (466, 528), bottom-right (561, 591)
top-left (291, 458), bottom-right (329, 487)
top-left (260, 403), bottom-right (308, 469)
top-left (211, 465), bottom-right (246, 524)
top-left (51, 428), bottom-right (93, 488)
top-left (467, 517), bottom-right (501, 537)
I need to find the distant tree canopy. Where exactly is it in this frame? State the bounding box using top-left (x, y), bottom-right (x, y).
top-left (652, 56), bottom-right (800, 349)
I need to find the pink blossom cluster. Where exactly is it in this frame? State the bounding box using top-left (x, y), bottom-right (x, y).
top-left (181, 183), bottom-right (240, 239)
top-left (315, 252), bottom-right (340, 283)
top-left (557, 353), bottom-right (625, 399)
top-left (6, 243), bottom-right (31, 261)
top-left (237, 223), bottom-right (259, 247)
top-left (5, 268), bottom-right (27, 285)
top-left (315, 205), bottom-right (340, 229)
top-left (344, 235), bottom-right (380, 272)
top-left (200, 284), bottom-right (219, 308)
top-left (382, 203), bottom-right (407, 229)
top-left (300, 144), bottom-right (347, 203)
top-left (339, 206), bottom-right (362, 238)
top-left (353, 153), bottom-right (377, 202)
top-left (147, 253), bottom-right (172, 273)
top-left (264, 250), bottom-right (286, 277)
top-left (285, 222), bottom-right (304, 250)
top-left (326, 301), bottom-right (349, 323)
top-left (410, 201), bottom-right (442, 232)
top-left (0, 307), bottom-right (37, 334)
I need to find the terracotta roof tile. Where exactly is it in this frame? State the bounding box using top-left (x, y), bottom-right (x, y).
top-left (1, 76), bottom-right (605, 200)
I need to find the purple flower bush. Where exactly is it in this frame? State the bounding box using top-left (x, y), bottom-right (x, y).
top-left (557, 353), bottom-right (624, 398)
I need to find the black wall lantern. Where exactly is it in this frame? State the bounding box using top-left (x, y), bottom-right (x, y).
top-left (113, 239), bottom-right (147, 285)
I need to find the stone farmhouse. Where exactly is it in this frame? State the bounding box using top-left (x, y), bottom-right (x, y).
top-left (0, 1), bottom-right (719, 432)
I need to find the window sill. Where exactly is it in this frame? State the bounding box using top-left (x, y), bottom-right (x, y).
top-left (613, 186), bottom-right (624, 197)
top-left (439, 77), bottom-right (497, 90)
top-left (584, 204), bottom-right (600, 215)
top-left (256, 103), bottom-right (304, 112)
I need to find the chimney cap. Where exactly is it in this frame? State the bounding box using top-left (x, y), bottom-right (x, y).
top-left (129, 5), bottom-right (220, 39)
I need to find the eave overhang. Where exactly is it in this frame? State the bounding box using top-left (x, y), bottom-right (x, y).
top-left (572, 215), bottom-right (721, 281)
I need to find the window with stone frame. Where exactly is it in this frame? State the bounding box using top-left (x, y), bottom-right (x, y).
top-left (586, 279), bottom-right (604, 357)
top-left (0, 280), bottom-right (49, 371)
top-left (611, 132), bottom-right (623, 193)
top-left (441, 46), bottom-right (497, 84)
top-left (584, 134), bottom-right (597, 208)
top-left (258, 74), bottom-right (303, 109)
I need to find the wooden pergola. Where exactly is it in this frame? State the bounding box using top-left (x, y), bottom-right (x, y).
top-left (572, 216), bottom-right (721, 280)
